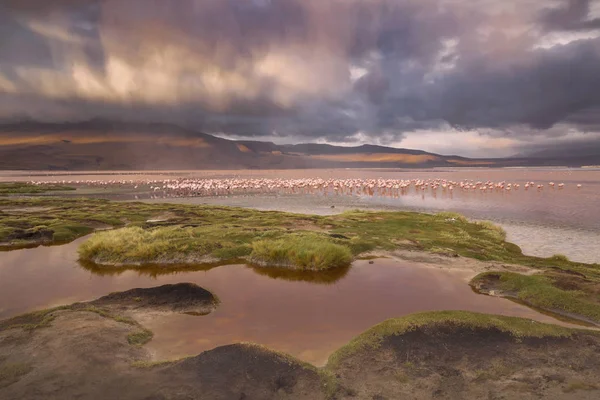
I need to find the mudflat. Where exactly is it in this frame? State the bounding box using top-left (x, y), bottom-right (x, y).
top-left (1, 285), bottom-right (599, 400)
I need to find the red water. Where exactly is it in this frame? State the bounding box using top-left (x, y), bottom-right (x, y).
top-left (0, 239), bottom-right (583, 365)
top-left (4, 168), bottom-right (600, 262)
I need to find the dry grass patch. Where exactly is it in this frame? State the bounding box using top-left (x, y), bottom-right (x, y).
top-left (471, 272), bottom-right (600, 324)
top-left (78, 226), bottom-right (223, 265)
top-left (127, 328), bottom-right (154, 346)
top-left (250, 233), bottom-right (353, 270)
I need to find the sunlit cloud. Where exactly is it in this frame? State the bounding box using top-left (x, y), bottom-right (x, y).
top-left (0, 0), bottom-right (599, 157)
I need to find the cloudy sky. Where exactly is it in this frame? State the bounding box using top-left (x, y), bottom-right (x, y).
top-left (1, 0), bottom-right (599, 157)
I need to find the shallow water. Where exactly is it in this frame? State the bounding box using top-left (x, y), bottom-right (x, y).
top-left (4, 168), bottom-right (599, 262)
top-left (0, 239), bottom-right (584, 365)
top-left (143, 192), bottom-right (600, 264)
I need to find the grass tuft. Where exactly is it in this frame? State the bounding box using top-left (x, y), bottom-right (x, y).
top-left (471, 272), bottom-right (600, 323)
top-left (563, 381), bottom-right (598, 393)
top-left (78, 226), bottom-right (221, 265)
top-left (475, 220), bottom-right (507, 241)
top-left (250, 233), bottom-right (353, 270)
top-left (130, 358), bottom-right (186, 369)
top-left (0, 306), bottom-right (72, 332)
top-left (318, 369), bottom-right (340, 399)
top-left (127, 328), bottom-right (154, 346)
top-left (3, 196), bottom-right (599, 282)
top-left (0, 363), bottom-right (33, 388)
top-left (0, 182), bottom-right (75, 196)
top-left (551, 254), bottom-right (570, 262)
top-left (435, 211), bottom-right (469, 223)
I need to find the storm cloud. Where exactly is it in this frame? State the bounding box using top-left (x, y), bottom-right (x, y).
top-left (0, 0), bottom-right (599, 154)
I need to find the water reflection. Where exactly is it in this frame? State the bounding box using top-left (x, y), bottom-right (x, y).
top-left (80, 259), bottom-right (351, 284)
top-left (246, 264), bottom-right (350, 284)
top-left (79, 259), bottom-right (229, 278)
top-left (141, 260), bottom-right (585, 366)
top-left (0, 239), bottom-right (586, 366)
top-left (3, 168), bottom-right (600, 262)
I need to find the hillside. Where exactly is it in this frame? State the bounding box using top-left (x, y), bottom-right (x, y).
top-left (0, 120), bottom-right (598, 170)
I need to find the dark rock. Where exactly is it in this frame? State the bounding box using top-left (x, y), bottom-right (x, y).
top-left (329, 233), bottom-right (350, 239)
top-left (92, 283), bottom-right (218, 315)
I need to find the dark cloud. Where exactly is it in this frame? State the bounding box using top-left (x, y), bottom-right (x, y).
top-left (540, 0), bottom-right (600, 32)
top-left (0, 13), bottom-right (53, 69)
top-left (512, 133), bottom-right (600, 158)
top-left (432, 38), bottom-right (600, 130)
top-left (0, 0), bottom-right (599, 151)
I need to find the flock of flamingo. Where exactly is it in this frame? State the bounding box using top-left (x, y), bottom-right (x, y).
top-left (30, 178), bottom-right (583, 199)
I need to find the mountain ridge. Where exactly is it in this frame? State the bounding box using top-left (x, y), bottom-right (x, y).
top-left (0, 120), bottom-right (598, 170)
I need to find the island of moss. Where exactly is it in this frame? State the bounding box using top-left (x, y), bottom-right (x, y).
top-left (471, 271), bottom-right (600, 325)
top-left (326, 311), bottom-right (600, 399)
top-left (0, 182), bottom-right (75, 196)
top-left (2, 305), bottom-right (600, 400)
top-left (3, 196), bottom-right (600, 321)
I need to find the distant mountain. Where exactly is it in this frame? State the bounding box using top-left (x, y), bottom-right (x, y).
top-left (513, 141), bottom-right (600, 160)
top-left (0, 120), bottom-right (598, 170)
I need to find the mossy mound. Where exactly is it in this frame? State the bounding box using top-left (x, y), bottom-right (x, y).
top-left (328, 310), bottom-right (578, 368)
top-left (327, 311), bottom-right (600, 400)
top-left (78, 226), bottom-right (354, 270)
top-left (91, 283), bottom-right (220, 315)
top-left (471, 271), bottom-right (600, 325)
top-left (250, 233), bottom-right (353, 270)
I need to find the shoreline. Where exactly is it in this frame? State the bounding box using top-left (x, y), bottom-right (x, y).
top-left (2, 193), bottom-right (600, 398)
top-left (138, 193), bottom-right (600, 264)
top-left (2, 287), bottom-right (600, 399)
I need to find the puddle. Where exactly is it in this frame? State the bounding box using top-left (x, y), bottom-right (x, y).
top-left (141, 260), bottom-right (588, 366)
top-left (0, 240), bottom-right (587, 365)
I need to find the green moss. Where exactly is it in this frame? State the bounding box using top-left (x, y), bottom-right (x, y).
top-left (474, 220), bottom-right (507, 241)
top-left (250, 233), bottom-right (353, 270)
top-left (0, 182), bottom-right (75, 195)
top-left (394, 370), bottom-right (410, 384)
top-left (0, 306), bottom-right (71, 332)
top-left (130, 359), bottom-right (186, 369)
top-left (75, 304), bottom-right (154, 345)
top-left (0, 363), bottom-right (33, 388)
top-left (434, 211), bottom-right (469, 223)
top-left (79, 225), bottom-right (352, 270)
top-left (471, 272), bottom-right (600, 323)
top-left (473, 360), bottom-right (518, 382)
top-left (0, 302), bottom-right (145, 338)
top-left (113, 315), bottom-right (137, 325)
top-left (77, 305), bottom-right (142, 327)
top-left (212, 244), bottom-right (253, 259)
top-left (327, 311), bottom-right (578, 368)
top-left (0, 227), bottom-right (12, 241)
top-left (127, 328), bottom-right (154, 346)
top-left (51, 224), bottom-right (95, 242)
top-left (318, 369), bottom-right (340, 399)
top-left (235, 343), bottom-right (339, 399)
top-left (551, 254), bottom-right (570, 262)
top-left (563, 381), bottom-right (598, 393)
top-left (78, 225), bottom-right (258, 265)
top-left (2, 197), bottom-right (599, 280)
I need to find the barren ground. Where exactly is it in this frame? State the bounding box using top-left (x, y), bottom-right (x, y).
top-left (2, 284), bottom-right (600, 400)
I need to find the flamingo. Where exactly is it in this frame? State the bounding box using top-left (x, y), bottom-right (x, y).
top-left (29, 176), bottom-right (575, 201)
